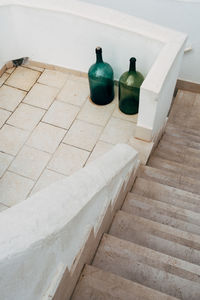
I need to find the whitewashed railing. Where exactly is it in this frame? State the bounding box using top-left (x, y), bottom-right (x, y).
top-left (0, 144), bottom-right (139, 300)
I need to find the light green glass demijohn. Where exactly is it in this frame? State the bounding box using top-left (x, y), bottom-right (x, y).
top-left (88, 47), bottom-right (114, 105)
top-left (119, 57), bottom-right (144, 115)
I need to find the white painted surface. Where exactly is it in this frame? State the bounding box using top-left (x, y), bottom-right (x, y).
top-left (0, 144), bottom-right (139, 300)
top-left (0, 0), bottom-right (186, 140)
top-left (81, 0), bottom-right (200, 84)
top-left (0, 0), bottom-right (164, 80)
top-left (138, 36), bottom-right (186, 139)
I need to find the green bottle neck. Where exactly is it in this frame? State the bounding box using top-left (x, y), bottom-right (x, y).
top-left (96, 47), bottom-right (103, 63)
top-left (129, 58), bottom-right (136, 72)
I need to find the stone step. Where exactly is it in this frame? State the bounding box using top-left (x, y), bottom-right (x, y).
top-left (138, 165), bottom-right (200, 195)
top-left (121, 193), bottom-right (200, 235)
top-left (72, 264), bottom-right (178, 300)
top-left (148, 156), bottom-right (200, 180)
top-left (154, 142), bottom-right (200, 169)
top-left (125, 192), bottom-right (200, 227)
top-left (132, 177), bottom-right (200, 212)
top-left (110, 210), bottom-right (200, 265)
top-left (164, 126), bottom-right (200, 144)
top-left (162, 133), bottom-right (200, 150)
top-left (167, 90), bottom-right (200, 129)
top-left (93, 234), bottom-right (200, 300)
top-left (166, 123), bottom-right (200, 138)
top-left (172, 90), bottom-right (197, 107)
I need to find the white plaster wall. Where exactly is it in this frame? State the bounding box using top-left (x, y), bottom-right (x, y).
top-left (0, 0), bottom-right (186, 140)
top-left (0, 6), bottom-right (20, 68)
top-left (0, 1), bottom-right (164, 80)
top-left (137, 36), bottom-right (186, 139)
top-left (0, 144), bottom-right (138, 300)
top-left (81, 0), bottom-right (200, 83)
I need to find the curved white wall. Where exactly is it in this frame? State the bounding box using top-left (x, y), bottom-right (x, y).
top-left (0, 0), bottom-right (164, 80)
top-left (0, 144), bottom-right (139, 300)
top-left (81, 0), bottom-right (200, 84)
top-left (0, 0), bottom-right (186, 141)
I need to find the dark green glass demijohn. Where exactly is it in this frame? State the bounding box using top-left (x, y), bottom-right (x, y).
top-left (119, 57), bottom-right (144, 115)
top-left (88, 47), bottom-right (114, 105)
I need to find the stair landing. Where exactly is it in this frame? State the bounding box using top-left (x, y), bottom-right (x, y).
top-left (0, 63), bottom-right (137, 211)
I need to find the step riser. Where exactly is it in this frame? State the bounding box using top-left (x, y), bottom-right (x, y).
top-left (123, 195), bottom-right (200, 227)
top-left (158, 140), bottom-right (200, 160)
top-left (153, 148), bottom-right (200, 169)
top-left (138, 166), bottom-right (200, 195)
top-left (164, 129), bottom-right (200, 144)
top-left (110, 212), bottom-right (200, 265)
top-left (162, 134), bottom-right (200, 150)
top-left (132, 178), bottom-right (200, 211)
top-left (93, 235), bottom-right (200, 300)
top-left (148, 156), bottom-right (200, 181)
top-left (72, 265), bottom-right (177, 300)
top-left (122, 204), bottom-right (200, 236)
top-left (166, 124), bottom-right (200, 138)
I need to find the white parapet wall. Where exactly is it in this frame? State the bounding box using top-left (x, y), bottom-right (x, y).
top-left (0, 0), bottom-right (187, 142)
top-left (0, 144), bottom-right (139, 300)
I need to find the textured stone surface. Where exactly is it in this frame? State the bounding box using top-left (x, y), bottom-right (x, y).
top-left (7, 103), bottom-right (45, 131)
top-left (48, 143), bottom-right (89, 176)
top-left (63, 120), bottom-right (102, 151)
top-left (0, 125), bottom-right (29, 156)
top-left (6, 66), bottom-right (40, 91)
top-left (93, 234), bottom-right (200, 300)
top-left (42, 101), bottom-right (79, 129)
top-left (0, 85), bottom-right (26, 111)
top-left (0, 171), bottom-right (34, 207)
top-left (38, 69), bottom-right (68, 88)
top-left (72, 265), bottom-right (178, 300)
top-left (9, 146), bottom-right (50, 180)
top-left (23, 83), bottom-right (59, 109)
top-left (26, 122), bottom-right (66, 153)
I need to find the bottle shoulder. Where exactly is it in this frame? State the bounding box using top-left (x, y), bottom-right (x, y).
top-left (88, 62), bottom-right (113, 78)
top-left (119, 71), bottom-right (144, 87)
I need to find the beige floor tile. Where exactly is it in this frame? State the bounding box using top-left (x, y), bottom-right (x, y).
top-left (7, 103), bottom-right (45, 131)
top-left (86, 141), bottom-right (114, 165)
top-left (100, 117), bottom-right (136, 144)
top-left (0, 73), bottom-right (9, 87)
top-left (0, 203), bottom-right (8, 212)
top-left (112, 106), bottom-right (138, 123)
top-left (0, 124), bottom-right (29, 155)
top-left (9, 145), bottom-right (51, 180)
top-left (42, 101), bottom-right (79, 129)
top-left (38, 69), bottom-right (68, 88)
top-left (23, 83), bottom-right (59, 109)
top-left (26, 122), bottom-right (66, 153)
top-left (23, 64), bottom-right (44, 72)
top-left (0, 152), bottom-right (13, 177)
top-left (48, 143), bottom-right (89, 176)
top-left (63, 120), bottom-right (102, 151)
top-left (0, 171), bottom-right (34, 207)
top-left (5, 67), bottom-right (15, 74)
top-left (30, 169), bottom-right (66, 196)
top-left (69, 74), bottom-right (88, 85)
top-left (77, 98), bottom-right (116, 126)
top-left (6, 66), bottom-right (40, 91)
top-left (0, 85), bottom-right (26, 111)
top-left (57, 79), bottom-right (89, 106)
top-left (0, 109), bottom-right (11, 128)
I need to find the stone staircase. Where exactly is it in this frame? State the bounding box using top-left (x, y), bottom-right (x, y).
top-left (71, 89), bottom-right (200, 300)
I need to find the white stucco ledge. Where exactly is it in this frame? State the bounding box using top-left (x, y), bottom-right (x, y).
top-left (0, 143), bottom-right (139, 300)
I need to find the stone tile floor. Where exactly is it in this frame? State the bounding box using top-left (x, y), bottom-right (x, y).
top-left (0, 64), bottom-right (137, 211)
